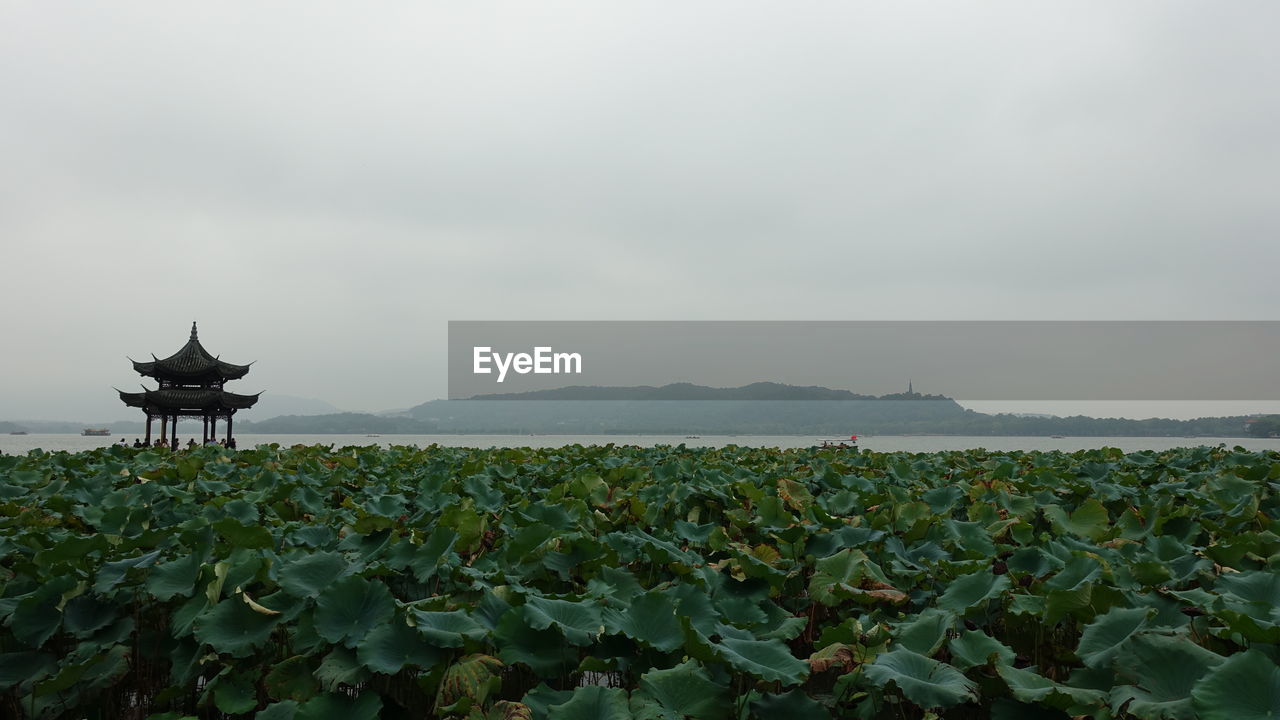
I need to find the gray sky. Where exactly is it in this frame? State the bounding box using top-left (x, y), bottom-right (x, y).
top-left (2, 3), bottom-right (1278, 421)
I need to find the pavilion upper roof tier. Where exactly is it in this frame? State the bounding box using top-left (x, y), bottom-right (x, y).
top-left (130, 322), bottom-right (252, 383)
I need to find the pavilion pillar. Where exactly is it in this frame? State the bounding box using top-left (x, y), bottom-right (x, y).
top-left (227, 415), bottom-right (233, 444)
top-left (211, 416), bottom-right (217, 442)
top-left (144, 414), bottom-right (152, 445)
top-left (202, 416), bottom-right (209, 443)
top-left (159, 415), bottom-right (168, 445)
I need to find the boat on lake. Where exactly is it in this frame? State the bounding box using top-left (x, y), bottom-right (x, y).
top-left (81, 428), bottom-right (111, 436)
top-left (9, 431), bottom-right (27, 435)
top-left (816, 434), bottom-right (859, 450)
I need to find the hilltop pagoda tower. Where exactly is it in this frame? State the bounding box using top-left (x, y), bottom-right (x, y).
top-left (119, 322), bottom-right (260, 446)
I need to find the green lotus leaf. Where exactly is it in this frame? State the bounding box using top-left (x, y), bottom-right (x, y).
top-left (213, 517), bottom-right (275, 549)
top-left (1045, 555), bottom-right (1102, 591)
top-left (440, 505), bottom-right (485, 554)
top-left (168, 638), bottom-right (204, 686)
top-left (522, 683), bottom-right (573, 720)
top-left (211, 670), bottom-right (258, 714)
top-left (362, 493), bottom-right (407, 519)
top-left (633, 660), bottom-right (729, 720)
top-left (93, 549), bottom-right (161, 593)
top-left (506, 524), bottom-right (556, 561)
top-left (147, 554), bottom-right (204, 601)
top-left (715, 592), bottom-right (769, 627)
top-left (997, 664), bottom-right (1107, 710)
top-left (673, 520), bottom-right (717, 544)
top-left (522, 596), bottom-right (602, 646)
top-left (193, 597), bottom-right (281, 657)
top-left (670, 584), bottom-right (719, 636)
top-left (1044, 498), bottom-right (1110, 540)
top-left (1191, 649), bottom-right (1280, 720)
top-left (895, 608), bottom-right (954, 656)
top-left (949, 629), bottom-right (1015, 670)
top-left (314, 575), bottom-right (395, 647)
top-left (1216, 571), bottom-right (1280, 606)
top-left (257, 701), bottom-right (300, 720)
top-left (411, 609), bottom-right (489, 648)
top-left (547, 686), bottom-right (632, 720)
top-left (475, 590), bottom-right (514, 630)
top-left (223, 498), bottom-right (260, 524)
top-left (749, 689), bottom-right (832, 719)
top-left (937, 570), bottom-right (1011, 613)
top-left (603, 590), bottom-right (684, 652)
top-left (1110, 633), bottom-right (1224, 720)
top-left (296, 691), bottom-right (382, 720)
top-left (170, 593), bottom-right (209, 639)
top-left (35, 535), bottom-right (108, 567)
top-left (943, 519), bottom-right (996, 557)
top-left (715, 637), bottom-right (809, 686)
top-left (11, 576), bottom-right (78, 648)
top-left (1076, 607), bottom-right (1153, 668)
top-left (1047, 588), bottom-right (1098, 626)
top-left (357, 621), bottom-right (443, 674)
top-left (1008, 593), bottom-right (1048, 617)
top-left (678, 615), bottom-right (721, 665)
top-left (495, 609), bottom-right (579, 677)
top-left (314, 647), bottom-right (369, 692)
top-left (35, 644), bottom-right (129, 700)
top-left (809, 549), bottom-right (888, 606)
top-left (279, 552), bottom-right (348, 599)
top-left (1006, 547), bottom-right (1063, 577)
top-left (0, 651), bottom-right (56, 691)
top-left (265, 655), bottom-right (320, 703)
top-left (410, 527), bottom-right (460, 583)
top-left (922, 485), bottom-right (965, 514)
top-left (586, 566), bottom-right (645, 605)
top-left (865, 647), bottom-right (977, 709)
top-left (755, 601), bottom-right (807, 641)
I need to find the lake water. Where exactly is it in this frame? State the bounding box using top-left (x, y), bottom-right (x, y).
top-left (3, 433), bottom-right (1277, 455)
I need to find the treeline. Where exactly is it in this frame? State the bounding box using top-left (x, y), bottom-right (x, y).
top-left (1248, 416), bottom-right (1280, 437)
top-left (405, 399), bottom-right (1260, 437)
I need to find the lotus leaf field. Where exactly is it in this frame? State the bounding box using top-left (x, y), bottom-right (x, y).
top-left (2, 443), bottom-right (1280, 719)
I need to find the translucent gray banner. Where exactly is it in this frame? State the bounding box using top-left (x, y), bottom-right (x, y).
top-left (447, 321), bottom-right (1280, 401)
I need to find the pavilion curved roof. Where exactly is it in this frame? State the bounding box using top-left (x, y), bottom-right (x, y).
top-left (131, 322), bottom-right (252, 381)
top-left (118, 388), bottom-right (261, 412)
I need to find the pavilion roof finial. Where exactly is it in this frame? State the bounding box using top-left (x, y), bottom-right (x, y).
top-left (190, 321), bottom-right (198, 340)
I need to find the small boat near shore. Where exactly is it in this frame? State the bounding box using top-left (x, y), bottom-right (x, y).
top-left (81, 428), bottom-right (111, 436)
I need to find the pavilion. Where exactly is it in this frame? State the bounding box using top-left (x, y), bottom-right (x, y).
top-left (118, 322), bottom-right (260, 446)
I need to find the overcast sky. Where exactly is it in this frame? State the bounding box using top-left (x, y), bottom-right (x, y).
top-left (2, 3), bottom-right (1277, 421)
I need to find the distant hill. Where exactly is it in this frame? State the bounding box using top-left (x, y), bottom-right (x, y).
top-left (470, 381), bottom-right (952, 402)
top-left (236, 413), bottom-right (438, 434)
top-left (408, 384), bottom-right (966, 434)
top-left (398, 384), bottom-right (1262, 436)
